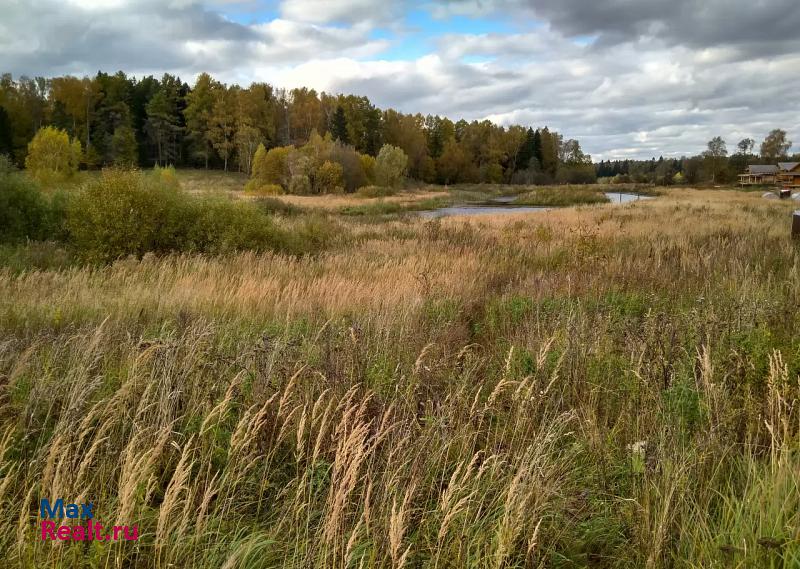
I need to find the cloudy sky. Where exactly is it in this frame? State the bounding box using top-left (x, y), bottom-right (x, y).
top-left (1, 0), bottom-right (798, 160)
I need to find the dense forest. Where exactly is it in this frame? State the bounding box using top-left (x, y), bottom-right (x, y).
top-left (0, 71), bottom-right (595, 186)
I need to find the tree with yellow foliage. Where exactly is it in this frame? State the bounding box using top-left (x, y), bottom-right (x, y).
top-left (25, 126), bottom-right (81, 183)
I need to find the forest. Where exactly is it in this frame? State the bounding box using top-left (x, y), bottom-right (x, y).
top-left (0, 71), bottom-right (596, 187)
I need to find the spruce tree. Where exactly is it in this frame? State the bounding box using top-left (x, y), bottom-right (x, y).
top-left (330, 105), bottom-right (349, 144)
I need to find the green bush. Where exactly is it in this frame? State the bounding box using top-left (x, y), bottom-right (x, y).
top-left (244, 181), bottom-right (283, 195)
top-left (64, 169), bottom-right (325, 262)
top-left (0, 171), bottom-right (56, 243)
top-left (67, 169), bottom-right (191, 262)
top-left (151, 164), bottom-right (180, 189)
top-left (187, 197), bottom-right (282, 254)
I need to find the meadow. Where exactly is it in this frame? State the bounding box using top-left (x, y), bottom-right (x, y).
top-left (0, 172), bottom-right (798, 568)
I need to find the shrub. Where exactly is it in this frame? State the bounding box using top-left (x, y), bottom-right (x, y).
top-left (375, 144), bottom-right (408, 187)
top-left (244, 181), bottom-right (284, 195)
top-left (187, 197), bottom-right (281, 254)
top-left (66, 169), bottom-right (295, 262)
top-left (152, 164), bottom-right (180, 189)
top-left (67, 169), bottom-right (191, 262)
top-left (25, 126), bottom-right (81, 184)
top-left (252, 197), bottom-right (300, 216)
top-left (0, 171), bottom-right (52, 243)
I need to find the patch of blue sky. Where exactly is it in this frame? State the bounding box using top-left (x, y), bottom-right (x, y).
top-left (375, 9), bottom-right (529, 61)
top-left (572, 34), bottom-right (598, 47)
top-left (406, 9), bottom-right (514, 35)
top-left (221, 4), bottom-right (281, 26)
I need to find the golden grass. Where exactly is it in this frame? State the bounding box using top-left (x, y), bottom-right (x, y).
top-left (0, 187), bottom-right (799, 567)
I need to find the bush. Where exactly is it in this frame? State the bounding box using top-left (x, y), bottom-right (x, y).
top-left (65, 169), bottom-right (306, 262)
top-left (0, 171), bottom-right (53, 243)
top-left (25, 126), bottom-right (81, 184)
top-left (67, 169), bottom-right (191, 262)
top-left (152, 164), bottom-right (180, 189)
top-left (244, 181), bottom-right (284, 195)
top-left (187, 197), bottom-right (281, 254)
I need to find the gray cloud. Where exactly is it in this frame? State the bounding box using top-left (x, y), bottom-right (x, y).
top-left (0, 0), bottom-right (798, 159)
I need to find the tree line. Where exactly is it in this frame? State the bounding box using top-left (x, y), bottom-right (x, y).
top-left (0, 71), bottom-right (596, 186)
top-left (595, 130), bottom-right (797, 186)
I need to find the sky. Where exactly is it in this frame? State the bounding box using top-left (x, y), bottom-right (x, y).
top-left (1, 0), bottom-right (798, 160)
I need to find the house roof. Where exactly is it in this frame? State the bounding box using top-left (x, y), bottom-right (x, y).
top-left (778, 162), bottom-right (800, 172)
top-left (748, 165), bottom-right (779, 174)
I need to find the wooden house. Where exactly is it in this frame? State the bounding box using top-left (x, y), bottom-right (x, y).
top-left (738, 165), bottom-right (779, 186)
top-left (777, 162), bottom-right (800, 189)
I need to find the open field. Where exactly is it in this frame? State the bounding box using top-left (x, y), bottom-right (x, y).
top-left (1, 183), bottom-right (799, 567)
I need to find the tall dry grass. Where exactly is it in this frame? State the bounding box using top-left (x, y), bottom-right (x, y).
top-left (0, 188), bottom-right (798, 567)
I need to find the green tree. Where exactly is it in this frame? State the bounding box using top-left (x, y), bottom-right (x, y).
top-left (145, 90), bottom-right (180, 166)
top-left (314, 160), bottom-right (344, 193)
top-left (330, 105), bottom-right (349, 144)
top-left (25, 126), bottom-right (81, 183)
top-left (249, 145), bottom-right (292, 191)
top-left (111, 124), bottom-right (138, 167)
top-left (737, 138), bottom-right (755, 155)
top-left (0, 106), bottom-right (12, 159)
top-left (184, 72), bottom-right (220, 168)
top-left (760, 129), bottom-right (792, 162)
top-left (208, 87), bottom-right (236, 171)
top-left (437, 138), bottom-right (469, 184)
top-left (515, 127), bottom-right (536, 171)
top-left (703, 136), bottom-right (727, 183)
top-left (375, 144), bottom-right (408, 187)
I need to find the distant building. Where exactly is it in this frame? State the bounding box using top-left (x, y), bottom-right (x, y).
top-left (777, 162), bottom-right (800, 189)
top-left (738, 165), bottom-right (779, 186)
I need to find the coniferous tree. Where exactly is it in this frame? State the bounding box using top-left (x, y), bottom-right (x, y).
top-left (0, 106), bottom-right (13, 159)
top-left (330, 105), bottom-right (349, 144)
top-left (515, 127), bottom-right (536, 171)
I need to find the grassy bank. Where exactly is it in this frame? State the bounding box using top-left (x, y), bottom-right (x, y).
top-left (0, 186), bottom-right (798, 567)
top-left (514, 186), bottom-right (610, 206)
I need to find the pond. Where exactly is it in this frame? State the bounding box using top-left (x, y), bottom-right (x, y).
top-left (604, 192), bottom-right (654, 204)
top-left (418, 193), bottom-right (652, 218)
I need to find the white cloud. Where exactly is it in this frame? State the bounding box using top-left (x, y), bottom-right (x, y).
top-left (0, 0), bottom-right (798, 159)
